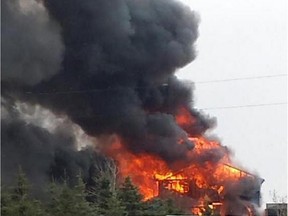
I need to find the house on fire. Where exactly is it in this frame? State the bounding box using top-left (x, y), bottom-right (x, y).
top-left (155, 163), bottom-right (264, 215)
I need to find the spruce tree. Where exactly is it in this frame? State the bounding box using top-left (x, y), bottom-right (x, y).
top-left (46, 175), bottom-right (96, 216)
top-left (73, 175), bottom-right (97, 216)
top-left (143, 198), bottom-right (184, 216)
top-left (164, 198), bottom-right (184, 215)
top-left (118, 177), bottom-right (144, 216)
top-left (105, 192), bottom-right (127, 216)
top-left (1, 168), bottom-right (45, 216)
top-left (97, 176), bottom-right (113, 214)
top-left (87, 175), bottom-right (113, 215)
top-left (88, 173), bottom-right (128, 216)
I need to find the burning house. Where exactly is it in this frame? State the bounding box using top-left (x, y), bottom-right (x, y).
top-left (156, 164), bottom-right (264, 214)
top-left (107, 127), bottom-right (264, 215)
top-left (2, 0), bottom-right (264, 215)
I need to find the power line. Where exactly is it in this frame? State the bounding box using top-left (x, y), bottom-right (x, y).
top-left (24, 74), bottom-right (287, 95)
top-left (200, 102), bottom-right (287, 110)
top-left (52, 102), bottom-right (287, 118)
top-left (195, 74), bottom-right (287, 84)
top-left (14, 102), bottom-right (286, 119)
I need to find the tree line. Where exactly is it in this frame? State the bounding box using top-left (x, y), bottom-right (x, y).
top-left (1, 168), bottom-right (183, 216)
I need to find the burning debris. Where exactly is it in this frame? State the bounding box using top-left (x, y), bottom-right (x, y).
top-left (156, 163), bottom-right (264, 215)
top-left (2, 0), bottom-right (263, 215)
top-left (106, 117), bottom-right (264, 215)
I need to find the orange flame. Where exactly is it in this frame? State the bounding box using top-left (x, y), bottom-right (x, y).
top-left (107, 107), bottom-right (256, 212)
top-left (175, 107), bottom-right (196, 126)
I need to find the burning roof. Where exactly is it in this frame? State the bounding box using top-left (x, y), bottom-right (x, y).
top-left (156, 163), bottom-right (264, 214)
top-left (107, 120), bottom-right (264, 215)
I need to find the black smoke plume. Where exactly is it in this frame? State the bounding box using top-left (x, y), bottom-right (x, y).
top-left (2, 0), bottom-right (214, 165)
top-left (1, 99), bottom-right (111, 195)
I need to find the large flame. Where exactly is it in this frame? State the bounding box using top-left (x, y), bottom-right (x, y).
top-left (107, 107), bottom-right (257, 213)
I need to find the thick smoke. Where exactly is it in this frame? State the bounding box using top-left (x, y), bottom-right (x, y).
top-left (1, 0), bottom-right (63, 86)
top-left (223, 177), bottom-right (263, 215)
top-left (2, 0), bottom-right (214, 164)
top-left (1, 100), bottom-right (111, 195)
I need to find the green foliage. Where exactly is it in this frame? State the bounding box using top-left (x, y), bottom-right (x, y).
top-left (143, 198), bottom-right (184, 216)
top-left (95, 176), bottom-right (113, 213)
top-left (1, 168), bottom-right (45, 216)
top-left (46, 175), bottom-right (96, 216)
top-left (105, 192), bottom-right (127, 216)
top-left (88, 174), bottom-right (127, 216)
top-left (1, 170), bottom-right (187, 216)
top-left (118, 177), bottom-right (145, 216)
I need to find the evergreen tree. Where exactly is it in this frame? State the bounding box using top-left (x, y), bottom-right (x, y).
top-left (118, 177), bottom-right (145, 216)
top-left (88, 173), bottom-right (128, 216)
top-left (87, 175), bottom-right (113, 215)
top-left (1, 168), bottom-right (45, 216)
top-left (96, 176), bottom-right (113, 214)
top-left (46, 175), bottom-right (96, 216)
top-left (164, 198), bottom-right (184, 215)
top-left (143, 198), bottom-right (184, 216)
top-left (73, 175), bottom-right (98, 216)
top-left (105, 192), bottom-right (127, 216)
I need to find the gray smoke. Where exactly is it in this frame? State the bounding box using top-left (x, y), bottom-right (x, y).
top-left (1, 100), bottom-right (108, 195)
top-left (1, 0), bottom-right (63, 86)
top-left (223, 177), bottom-right (263, 215)
top-left (2, 0), bottom-right (214, 164)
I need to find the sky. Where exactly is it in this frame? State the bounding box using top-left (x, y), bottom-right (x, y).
top-left (177, 0), bottom-right (287, 205)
